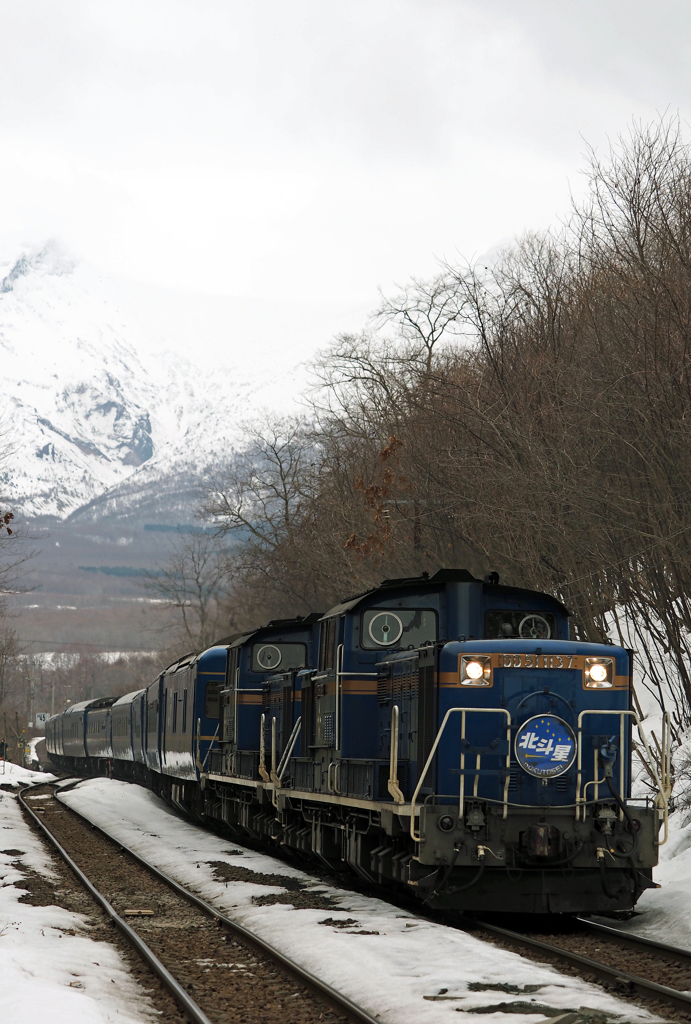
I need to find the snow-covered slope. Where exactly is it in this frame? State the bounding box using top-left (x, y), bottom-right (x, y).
top-left (0, 243), bottom-right (306, 520)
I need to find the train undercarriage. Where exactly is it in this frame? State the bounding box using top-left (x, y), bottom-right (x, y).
top-left (47, 753), bottom-right (659, 915)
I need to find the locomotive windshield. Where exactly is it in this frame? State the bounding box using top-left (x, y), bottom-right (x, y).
top-left (361, 608), bottom-right (437, 649)
top-left (250, 642), bottom-right (306, 672)
top-left (485, 610), bottom-right (556, 640)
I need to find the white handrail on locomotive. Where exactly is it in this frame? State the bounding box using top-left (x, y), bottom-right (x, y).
top-left (407, 704), bottom-right (671, 846)
top-left (327, 760), bottom-right (342, 795)
top-left (271, 717), bottom-right (277, 781)
top-left (410, 707), bottom-right (512, 842)
top-left (575, 708), bottom-right (670, 843)
top-left (258, 712), bottom-right (270, 782)
top-left (335, 643), bottom-right (343, 752)
top-left (274, 716), bottom-right (302, 785)
top-left (200, 724), bottom-right (219, 772)
top-left (388, 704), bottom-right (405, 805)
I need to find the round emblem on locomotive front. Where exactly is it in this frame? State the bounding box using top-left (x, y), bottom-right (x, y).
top-left (515, 714), bottom-right (576, 778)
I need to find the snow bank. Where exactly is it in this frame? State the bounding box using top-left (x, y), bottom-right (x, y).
top-left (0, 787), bottom-right (153, 1023)
top-left (0, 760), bottom-right (56, 787)
top-left (61, 778), bottom-right (657, 1024)
top-left (594, 799), bottom-right (691, 950)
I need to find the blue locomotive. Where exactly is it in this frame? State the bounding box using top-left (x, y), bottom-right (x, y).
top-left (45, 568), bottom-right (669, 914)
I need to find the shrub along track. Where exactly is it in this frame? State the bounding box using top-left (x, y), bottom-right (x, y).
top-left (19, 783), bottom-right (379, 1024)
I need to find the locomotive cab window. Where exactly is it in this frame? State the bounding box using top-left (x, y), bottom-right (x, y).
top-left (485, 610), bottom-right (556, 640)
top-left (319, 618), bottom-right (337, 671)
top-left (205, 682), bottom-right (222, 718)
top-left (361, 608), bottom-right (437, 649)
top-left (250, 643), bottom-right (307, 673)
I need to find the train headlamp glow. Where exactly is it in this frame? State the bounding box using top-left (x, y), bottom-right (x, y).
top-left (585, 657), bottom-right (614, 688)
top-left (461, 655), bottom-right (491, 685)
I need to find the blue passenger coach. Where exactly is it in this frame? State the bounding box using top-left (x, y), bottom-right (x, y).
top-left (111, 690), bottom-right (146, 773)
top-left (159, 645), bottom-right (227, 784)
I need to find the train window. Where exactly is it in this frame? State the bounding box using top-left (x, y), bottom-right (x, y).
top-left (182, 688), bottom-right (188, 733)
top-left (205, 683), bottom-right (222, 718)
top-left (319, 619), bottom-right (336, 671)
top-left (172, 692), bottom-right (178, 733)
top-left (251, 643), bottom-right (307, 673)
top-left (485, 610), bottom-right (556, 640)
top-left (361, 608), bottom-right (437, 649)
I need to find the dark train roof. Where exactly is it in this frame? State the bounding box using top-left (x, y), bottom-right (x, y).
top-left (380, 568), bottom-right (479, 587)
top-left (266, 612), bottom-right (323, 628)
top-left (63, 695), bottom-right (118, 713)
top-left (323, 569), bottom-right (478, 617)
top-left (160, 615), bottom-right (323, 674)
top-left (323, 568), bottom-right (569, 619)
top-left (216, 613), bottom-right (323, 651)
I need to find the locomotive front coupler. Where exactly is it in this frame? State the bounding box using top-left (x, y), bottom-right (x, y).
top-left (417, 800), bottom-right (658, 872)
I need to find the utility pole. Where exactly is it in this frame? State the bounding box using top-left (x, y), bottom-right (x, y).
top-left (29, 661), bottom-right (35, 729)
top-left (15, 711), bottom-right (24, 768)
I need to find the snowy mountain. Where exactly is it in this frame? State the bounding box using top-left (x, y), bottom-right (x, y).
top-left (0, 243), bottom-right (308, 521)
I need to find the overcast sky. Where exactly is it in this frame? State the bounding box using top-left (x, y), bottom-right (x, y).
top-left (2, 1), bottom-right (690, 351)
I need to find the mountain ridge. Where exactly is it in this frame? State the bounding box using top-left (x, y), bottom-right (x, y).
top-left (0, 242), bottom-right (307, 522)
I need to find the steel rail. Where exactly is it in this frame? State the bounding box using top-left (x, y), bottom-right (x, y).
top-left (51, 784), bottom-right (381, 1024)
top-left (474, 919), bottom-right (691, 1014)
top-left (17, 785), bottom-right (213, 1024)
top-left (577, 916), bottom-right (691, 967)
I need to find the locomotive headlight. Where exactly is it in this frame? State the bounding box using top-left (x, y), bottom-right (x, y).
top-left (585, 657), bottom-right (614, 688)
top-left (461, 655), bottom-right (491, 685)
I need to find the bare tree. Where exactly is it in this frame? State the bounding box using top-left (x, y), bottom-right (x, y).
top-left (202, 417), bottom-right (316, 549)
top-left (141, 532), bottom-right (232, 656)
top-left (373, 274), bottom-right (469, 373)
top-left (199, 416), bottom-right (326, 616)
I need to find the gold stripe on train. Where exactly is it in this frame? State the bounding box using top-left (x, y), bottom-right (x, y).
top-left (341, 679), bottom-right (377, 694)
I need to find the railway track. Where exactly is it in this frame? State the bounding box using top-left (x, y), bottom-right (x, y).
top-left (22, 776), bottom-right (691, 1023)
top-left (472, 917), bottom-right (691, 1021)
top-left (19, 783), bottom-right (380, 1024)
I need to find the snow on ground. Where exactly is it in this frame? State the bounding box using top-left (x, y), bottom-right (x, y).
top-left (0, 777), bottom-right (154, 1023)
top-left (589, 663), bottom-right (691, 951)
top-left (27, 737), bottom-right (42, 764)
top-left (0, 759), bottom-right (56, 787)
top-left (61, 778), bottom-right (659, 1024)
top-left (600, 801), bottom-right (691, 951)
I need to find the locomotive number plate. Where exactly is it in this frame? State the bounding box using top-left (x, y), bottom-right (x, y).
top-left (500, 653), bottom-right (575, 669)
